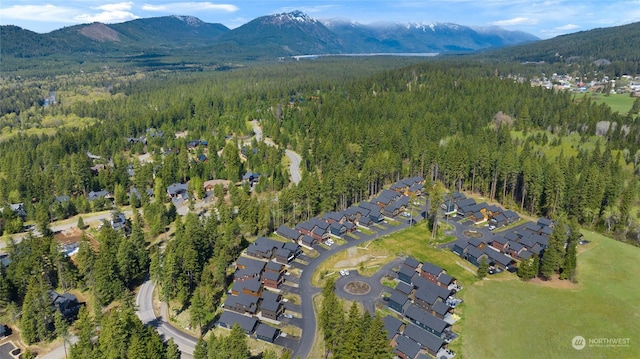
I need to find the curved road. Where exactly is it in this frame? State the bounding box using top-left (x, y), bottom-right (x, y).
top-left (136, 279), bottom-right (196, 358)
top-left (250, 120), bottom-right (302, 185)
top-left (133, 217), bottom-right (415, 359)
top-left (294, 219), bottom-right (413, 358)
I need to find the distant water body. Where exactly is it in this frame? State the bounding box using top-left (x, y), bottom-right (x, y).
top-left (291, 53), bottom-right (439, 60)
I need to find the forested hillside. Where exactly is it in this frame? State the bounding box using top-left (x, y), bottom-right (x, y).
top-left (0, 58), bottom-right (638, 241)
top-left (477, 21), bottom-right (640, 76)
top-left (1, 48), bottom-right (639, 358)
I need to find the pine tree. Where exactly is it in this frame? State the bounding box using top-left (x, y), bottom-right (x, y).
top-left (21, 277), bottom-right (54, 344)
top-left (190, 287), bottom-right (207, 331)
top-left (227, 323), bottom-right (249, 359)
top-left (320, 278), bottom-right (344, 356)
top-left (70, 306), bottom-right (94, 359)
top-left (631, 97), bottom-right (640, 114)
top-left (166, 338), bottom-right (181, 359)
top-left (362, 314), bottom-right (394, 359)
top-left (560, 219), bottom-right (580, 281)
top-left (477, 257), bottom-right (489, 279)
top-left (336, 302), bottom-right (363, 358)
top-left (77, 216), bottom-right (85, 229)
top-left (54, 311), bottom-right (70, 358)
top-left (517, 256), bottom-right (536, 281)
top-left (540, 218), bottom-right (567, 280)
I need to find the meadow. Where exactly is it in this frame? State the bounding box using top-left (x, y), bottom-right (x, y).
top-left (461, 230), bottom-right (640, 359)
top-left (312, 224), bottom-right (640, 358)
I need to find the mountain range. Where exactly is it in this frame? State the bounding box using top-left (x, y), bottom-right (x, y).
top-left (1, 10), bottom-right (538, 59)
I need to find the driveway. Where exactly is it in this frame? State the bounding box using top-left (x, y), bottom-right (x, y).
top-left (332, 258), bottom-right (403, 314)
top-left (0, 343), bottom-right (15, 359)
top-left (294, 219), bottom-right (410, 358)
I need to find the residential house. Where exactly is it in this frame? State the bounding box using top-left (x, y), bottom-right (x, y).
top-left (223, 293), bottom-right (259, 315)
top-left (471, 210), bottom-right (488, 224)
top-left (507, 241), bottom-right (526, 259)
top-left (451, 239), bottom-right (469, 257)
top-left (414, 288), bottom-right (439, 310)
top-left (275, 225), bottom-right (301, 242)
top-left (343, 221), bottom-right (356, 233)
top-left (490, 212), bottom-right (508, 227)
top-left (436, 273), bottom-right (456, 290)
top-left (393, 335), bottom-right (422, 359)
top-left (404, 304), bottom-right (450, 337)
top-left (504, 210), bottom-right (520, 223)
top-left (383, 315), bottom-right (404, 340)
top-left (483, 247), bottom-right (515, 270)
top-left (329, 222), bottom-right (346, 237)
top-left (357, 215), bottom-right (375, 228)
top-left (403, 257), bottom-right (420, 271)
top-left (464, 245), bottom-right (486, 267)
top-left (167, 183), bottom-right (188, 200)
top-left (357, 201), bottom-right (384, 222)
top-left (398, 265), bottom-right (416, 284)
top-left (395, 281), bottom-right (414, 296)
top-left (246, 237), bottom-right (282, 260)
top-left (217, 311), bottom-right (258, 334)
top-left (234, 257), bottom-right (266, 281)
top-left (374, 189), bottom-right (402, 208)
top-left (383, 196), bottom-right (409, 217)
top-left (403, 323), bottom-right (446, 358)
top-left (88, 190), bottom-right (110, 202)
top-left (276, 242), bottom-right (302, 258)
top-left (322, 211), bottom-right (346, 224)
top-left (230, 277), bottom-right (263, 297)
top-left (242, 172), bottom-right (260, 186)
top-left (238, 277), bottom-right (262, 297)
top-left (408, 182), bottom-right (424, 196)
top-left (299, 234), bottom-right (317, 248)
top-left (490, 236), bottom-right (509, 252)
top-left (255, 323), bottom-right (280, 343)
top-left (412, 276), bottom-right (452, 302)
top-left (262, 270), bottom-right (283, 289)
top-left (50, 291), bottom-right (83, 320)
top-left (259, 297), bottom-right (283, 321)
top-left (455, 198), bottom-right (476, 212)
top-left (537, 217), bottom-right (554, 228)
top-left (129, 187), bottom-right (154, 200)
top-left (388, 291), bottom-right (410, 314)
top-left (430, 301), bottom-right (452, 320)
top-left (420, 262), bottom-right (444, 284)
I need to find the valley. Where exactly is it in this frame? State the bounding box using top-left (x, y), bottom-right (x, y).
top-left (1, 10), bottom-right (640, 359)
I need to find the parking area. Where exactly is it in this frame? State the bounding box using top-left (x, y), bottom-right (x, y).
top-left (0, 342), bottom-right (17, 359)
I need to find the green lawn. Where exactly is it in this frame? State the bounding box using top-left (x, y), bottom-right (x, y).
top-left (589, 93), bottom-right (637, 115)
top-left (461, 230), bottom-right (640, 359)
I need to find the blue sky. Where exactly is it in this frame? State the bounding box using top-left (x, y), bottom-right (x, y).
top-left (1, 1), bottom-right (639, 38)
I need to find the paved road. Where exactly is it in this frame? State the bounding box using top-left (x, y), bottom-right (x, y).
top-left (285, 149), bottom-right (302, 185)
top-left (38, 336), bottom-right (78, 359)
top-left (136, 280), bottom-right (196, 359)
top-left (294, 218), bottom-right (414, 358)
top-left (333, 257), bottom-right (403, 314)
top-left (250, 120), bottom-right (302, 185)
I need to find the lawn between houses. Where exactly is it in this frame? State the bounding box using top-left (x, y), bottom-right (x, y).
top-left (309, 223), bottom-right (480, 356)
top-left (461, 229), bottom-right (640, 359)
top-left (309, 224), bottom-right (640, 358)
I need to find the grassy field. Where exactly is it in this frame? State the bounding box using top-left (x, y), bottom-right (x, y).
top-left (461, 230), bottom-right (640, 359)
top-left (590, 93), bottom-right (637, 115)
